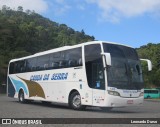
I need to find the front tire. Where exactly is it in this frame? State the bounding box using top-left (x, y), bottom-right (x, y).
top-left (19, 90), bottom-right (25, 103)
top-left (69, 91), bottom-right (86, 110)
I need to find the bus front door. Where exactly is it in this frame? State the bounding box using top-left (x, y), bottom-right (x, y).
top-left (85, 44), bottom-right (105, 106)
top-left (91, 63), bottom-right (105, 106)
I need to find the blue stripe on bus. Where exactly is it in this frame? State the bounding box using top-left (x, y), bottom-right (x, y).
top-left (8, 77), bottom-right (15, 97)
top-left (10, 77), bottom-right (28, 95)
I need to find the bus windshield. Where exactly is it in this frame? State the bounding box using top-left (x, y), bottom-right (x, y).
top-left (103, 43), bottom-right (143, 90)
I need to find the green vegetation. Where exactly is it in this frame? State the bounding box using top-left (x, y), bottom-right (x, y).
top-left (137, 43), bottom-right (160, 88)
top-left (0, 5), bottom-right (159, 88)
top-left (0, 6), bottom-right (94, 84)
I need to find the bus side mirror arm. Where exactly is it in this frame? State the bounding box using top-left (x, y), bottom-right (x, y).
top-left (101, 53), bottom-right (111, 67)
top-left (140, 59), bottom-right (152, 71)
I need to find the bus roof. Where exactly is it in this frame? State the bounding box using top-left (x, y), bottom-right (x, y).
top-left (9, 41), bottom-right (132, 63)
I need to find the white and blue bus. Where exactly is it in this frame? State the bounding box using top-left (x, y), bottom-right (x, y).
top-left (7, 41), bottom-right (152, 110)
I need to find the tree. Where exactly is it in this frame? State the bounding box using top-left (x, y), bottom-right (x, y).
top-left (17, 6), bottom-right (23, 12)
top-left (1, 5), bottom-right (9, 14)
top-left (25, 9), bottom-right (31, 15)
top-left (0, 8), bottom-right (95, 84)
top-left (137, 43), bottom-right (160, 88)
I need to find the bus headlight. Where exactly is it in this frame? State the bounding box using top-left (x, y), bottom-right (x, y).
top-left (108, 90), bottom-right (120, 96)
top-left (139, 92), bottom-right (144, 97)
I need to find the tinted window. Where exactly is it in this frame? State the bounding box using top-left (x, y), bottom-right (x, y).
top-left (103, 43), bottom-right (142, 90)
top-left (50, 52), bottom-right (62, 69)
top-left (9, 60), bottom-right (26, 74)
top-left (14, 62), bottom-right (20, 73)
top-left (36, 55), bottom-right (50, 71)
top-left (9, 47), bottom-right (82, 74)
top-left (26, 57), bottom-right (37, 72)
top-left (144, 90), bottom-right (158, 94)
top-left (85, 44), bottom-right (105, 90)
top-left (9, 62), bottom-right (15, 74)
top-left (85, 44), bottom-right (101, 61)
top-left (122, 47), bottom-right (139, 60)
top-left (103, 44), bottom-right (125, 58)
top-left (65, 48), bottom-right (82, 67)
top-left (103, 43), bottom-right (138, 60)
top-left (19, 60), bottom-right (26, 73)
top-left (49, 47), bottom-right (82, 69)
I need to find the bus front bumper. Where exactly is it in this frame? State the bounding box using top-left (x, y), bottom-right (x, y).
top-left (105, 95), bottom-right (144, 107)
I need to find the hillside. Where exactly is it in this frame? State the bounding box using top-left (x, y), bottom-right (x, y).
top-left (0, 6), bottom-right (94, 84)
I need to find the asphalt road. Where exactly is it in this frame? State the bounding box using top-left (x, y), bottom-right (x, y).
top-left (0, 94), bottom-right (160, 127)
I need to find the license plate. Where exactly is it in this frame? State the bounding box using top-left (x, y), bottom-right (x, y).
top-left (127, 100), bottom-right (133, 104)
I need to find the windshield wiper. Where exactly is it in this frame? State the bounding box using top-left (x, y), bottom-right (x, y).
top-left (136, 64), bottom-right (141, 75)
top-left (124, 63), bottom-right (128, 75)
top-left (125, 63), bottom-right (132, 84)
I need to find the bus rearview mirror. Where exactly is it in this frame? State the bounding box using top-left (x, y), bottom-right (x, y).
top-left (101, 53), bottom-right (111, 66)
top-left (140, 59), bottom-right (152, 71)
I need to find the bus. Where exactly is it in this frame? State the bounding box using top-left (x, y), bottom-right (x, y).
top-left (144, 89), bottom-right (160, 99)
top-left (7, 41), bottom-right (152, 110)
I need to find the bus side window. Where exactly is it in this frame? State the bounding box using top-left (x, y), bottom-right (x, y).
top-left (65, 47), bottom-right (82, 68)
top-left (15, 62), bottom-right (20, 73)
top-left (49, 52), bottom-right (61, 69)
top-left (9, 62), bottom-right (14, 74)
top-left (36, 55), bottom-right (49, 71)
top-left (26, 58), bottom-right (37, 72)
top-left (78, 58), bottom-right (82, 66)
top-left (44, 64), bottom-right (49, 70)
top-left (51, 62), bottom-right (59, 69)
top-left (19, 60), bottom-right (26, 73)
top-left (59, 60), bottom-right (68, 68)
top-left (68, 60), bottom-right (76, 67)
top-left (25, 60), bottom-right (31, 72)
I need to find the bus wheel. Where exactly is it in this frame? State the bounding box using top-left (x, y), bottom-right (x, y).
top-left (69, 91), bottom-right (86, 110)
top-left (19, 90), bottom-right (25, 103)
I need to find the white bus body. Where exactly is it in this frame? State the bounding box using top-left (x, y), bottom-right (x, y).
top-left (7, 41), bottom-right (148, 110)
